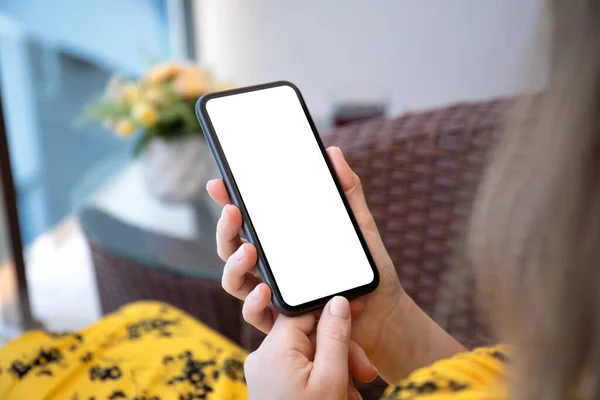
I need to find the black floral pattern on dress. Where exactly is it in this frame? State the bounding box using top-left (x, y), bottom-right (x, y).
top-left (385, 378), bottom-right (471, 400)
top-left (46, 331), bottom-right (84, 353)
top-left (107, 389), bottom-right (160, 400)
top-left (80, 352), bottom-right (93, 363)
top-left (448, 380), bottom-right (468, 391)
top-left (491, 350), bottom-right (508, 363)
top-left (2, 303), bottom-right (249, 400)
top-left (158, 348), bottom-right (246, 400)
top-left (9, 347), bottom-right (63, 379)
top-left (382, 347), bottom-right (508, 399)
top-left (166, 350), bottom-right (216, 391)
top-left (46, 331), bottom-right (83, 342)
top-left (222, 358), bottom-right (245, 382)
top-left (127, 317), bottom-right (182, 340)
top-left (89, 365), bottom-right (123, 381)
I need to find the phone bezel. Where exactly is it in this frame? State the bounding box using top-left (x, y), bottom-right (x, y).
top-left (196, 80), bottom-right (379, 316)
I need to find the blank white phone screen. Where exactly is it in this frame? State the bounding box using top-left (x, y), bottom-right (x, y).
top-left (205, 85), bottom-right (374, 306)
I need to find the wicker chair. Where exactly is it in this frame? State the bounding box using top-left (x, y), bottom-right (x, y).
top-left (323, 98), bottom-right (509, 346)
top-left (322, 98), bottom-right (508, 399)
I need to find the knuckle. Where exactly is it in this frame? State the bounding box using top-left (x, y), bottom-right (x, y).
top-left (242, 302), bottom-right (258, 325)
top-left (353, 173), bottom-right (362, 187)
top-left (221, 271), bottom-right (234, 294)
top-left (222, 246), bottom-right (239, 266)
top-left (346, 173), bottom-right (363, 197)
top-left (217, 248), bottom-right (228, 262)
top-left (216, 218), bottom-right (226, 236)
top-left (357, 212), bottom-right (378, 234)
top-left (322, 322), bottom-right (351, 344)
top-left (216, 242), bottom-right (230, 264)
top-left (217, 217), bottom-right (233, 237)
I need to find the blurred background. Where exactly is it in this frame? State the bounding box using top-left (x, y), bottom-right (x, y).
top-left (0, 0), bottom-right (546, 351)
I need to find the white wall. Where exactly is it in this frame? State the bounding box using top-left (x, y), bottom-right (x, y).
top-left (194, 0), bottom-right (547, 120)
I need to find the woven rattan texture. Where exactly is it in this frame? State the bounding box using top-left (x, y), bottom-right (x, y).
top-left (323, 98), bottom-right (510, 345)
top-left (88, 240), bottom-right (245, 345)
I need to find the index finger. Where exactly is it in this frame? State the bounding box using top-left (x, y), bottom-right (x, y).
top-left (206, 179), bottom-right (231, 207)
top-left (272, 312), bottom-right (316, 337)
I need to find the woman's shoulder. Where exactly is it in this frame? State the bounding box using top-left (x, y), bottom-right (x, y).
top-left (380, 346), bottom-right (509, 400)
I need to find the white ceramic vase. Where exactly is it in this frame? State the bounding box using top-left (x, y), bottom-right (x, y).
top-left (142, 135), bottom-right (217, 204)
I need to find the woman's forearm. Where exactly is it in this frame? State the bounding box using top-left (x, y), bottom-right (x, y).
top-left (370, 293), bottom-right (466, 384)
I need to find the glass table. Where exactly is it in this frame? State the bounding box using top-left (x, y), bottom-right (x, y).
top-left (77, 160), bottom-right (224, 281)
top-left (74, 158), bottom-right (254, 347)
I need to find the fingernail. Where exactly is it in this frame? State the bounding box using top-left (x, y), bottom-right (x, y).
top-left (252, 285), bottom-right (261, 300)
top-left (329, 296), bottom-right (350, 319)
top-left (234, 244), bottom-right (245, 261)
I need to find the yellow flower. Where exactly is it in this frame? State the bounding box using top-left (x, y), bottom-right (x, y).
top-left (173, 69), bottom-right (212, 99)
top-left (120, 83), bottom-right (143, 103)
top-left (144, 62), bottom-right (187, 85)
top-left (114, 119), bottom-right (135, 137)
top-left (145, 86), bottom-right (163, 104)
top-left (133, 103), bottom-right (159, 127)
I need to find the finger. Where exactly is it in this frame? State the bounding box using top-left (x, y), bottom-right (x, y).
top-left (268, 312), bottom-right (316, 361)
top-left (348, 340), bottom-right (378, 383)
top-left (206, 179), bottom-right (231, 207)
top-left (306, 333), bottom-right (375, 384)
top-left (348, 379), bottom-right (363, 400)
top-left (312, 297), bottom-right (366, 321)
top-left (216, 204), bottom-right (243, 261)
top-left (222, 243), bottom-right (261, 299)
top-left (326, 146), bottom-right (366, 202)
top-left (271, 310), bottom-right (316, 337)
top-left (349, 297), bottom-right (367, 318)
top-left (326, 147), bottom-right (377, 233)
top-left (242, 283), bottom-right (276, 333)
top-left (310, 296), bottom-right (352, 390)
top-left (306, 331), bottom-right (374, 384)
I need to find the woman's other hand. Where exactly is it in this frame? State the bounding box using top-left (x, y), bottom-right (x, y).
top-left (245, 296), bottom-right (362, 400)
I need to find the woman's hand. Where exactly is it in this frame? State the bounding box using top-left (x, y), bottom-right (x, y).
top-left (208, 147), bottom-right (404, 375)
top-left (208, 146), bottom-right (464, 382)
top-left (245, 296), bottom-right (362, 400)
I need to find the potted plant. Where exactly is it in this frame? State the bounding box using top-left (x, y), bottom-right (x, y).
top-left (81, 61), bottom-right (233, 203)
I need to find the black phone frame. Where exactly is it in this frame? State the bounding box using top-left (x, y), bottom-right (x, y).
top-left (196, 80), bottom-right (379, 316)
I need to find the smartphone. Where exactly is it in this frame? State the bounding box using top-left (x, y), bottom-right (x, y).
top-left (196, 81), bottom-right (379, 316)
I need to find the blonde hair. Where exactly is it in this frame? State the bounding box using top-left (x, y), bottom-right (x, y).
top-left (468, 1), bottom-right (600, 398)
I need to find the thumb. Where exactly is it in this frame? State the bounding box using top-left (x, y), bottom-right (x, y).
top-left (309, 296), bottom-right (352, 390)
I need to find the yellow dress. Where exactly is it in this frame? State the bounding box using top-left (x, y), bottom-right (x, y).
top-left (0, 302), bottom-right (507, 400)
top-left (381, 346), bottom-right (507, 399)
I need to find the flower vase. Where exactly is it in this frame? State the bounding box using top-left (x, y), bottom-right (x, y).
top-left (142, 135), bottom-right (217, 204)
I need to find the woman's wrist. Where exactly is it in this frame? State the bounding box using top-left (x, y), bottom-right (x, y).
top-left (370, 291), bottom-right (466, 384)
